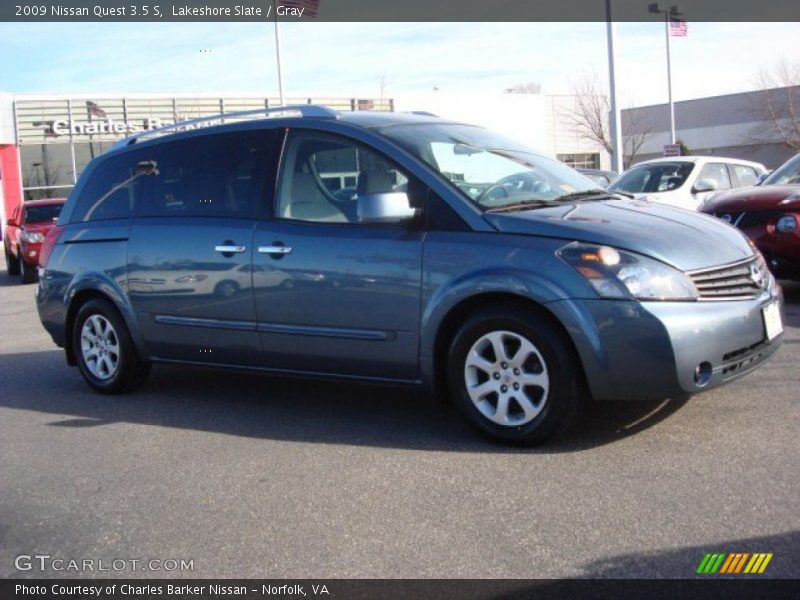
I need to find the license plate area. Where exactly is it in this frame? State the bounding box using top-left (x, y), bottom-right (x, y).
top-left (762, 301), bottom-right (783, 342)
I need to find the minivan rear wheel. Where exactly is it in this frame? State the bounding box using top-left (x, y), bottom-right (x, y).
top-left (73, 299), bottom-right (150, 394)
top-left (446, 305), bottom-right (582, 446)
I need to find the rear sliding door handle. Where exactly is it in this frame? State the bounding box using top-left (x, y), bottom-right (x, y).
top-left (258, 246), bottom-right (293, 256)
top-left (215, 245), bottom-right (247, 254)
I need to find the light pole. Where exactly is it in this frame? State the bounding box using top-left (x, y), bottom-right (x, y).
top-left (605, 0), bottom-right (623, 173)
top-left (649, 3), bottom-right (683, 145)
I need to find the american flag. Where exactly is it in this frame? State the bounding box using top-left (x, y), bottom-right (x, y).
top-left (280, 0), bottom-right (320, 18)
top-left (669, 18), bottom-right (688, 37)
top-left (86, 101), bottom-right (107, 118)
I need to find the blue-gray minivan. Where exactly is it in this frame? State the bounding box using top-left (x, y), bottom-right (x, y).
top-left (36, 106), bottom-right (784, 445)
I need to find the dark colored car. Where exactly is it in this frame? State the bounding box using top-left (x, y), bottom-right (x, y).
top-left (4, 198), bottom-right (66, 283)
top-left (36, 106), bottom-right (783, 446)
top-left (702, 152), bottom-right (800, 280)
top-left (576, 168), bottom-right (617, 188)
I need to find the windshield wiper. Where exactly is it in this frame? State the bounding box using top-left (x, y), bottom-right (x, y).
top-left (553, 189), bottom-right (631, 202)
top-left (485, 199), bottom-right (563, 213)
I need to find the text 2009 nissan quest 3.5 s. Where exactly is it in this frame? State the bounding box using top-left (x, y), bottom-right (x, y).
top-left (36, 106), bottom-right (784, 445)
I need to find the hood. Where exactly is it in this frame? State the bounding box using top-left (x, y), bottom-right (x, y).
top-left (484, 199), bottom-right (753, 272)
top-left (702, 184), bottom-right (800, 212)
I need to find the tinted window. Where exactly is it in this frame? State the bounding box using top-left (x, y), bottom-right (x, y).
top-left (610, 162), bottom-right (694, 194)
top-left (277, 132), bottom-right (411, 224)
top-left (23, 204), bottom-right (63, 224)
top-left (138, 130), bottom-right (277, 219)
top-left (763, 153), bottom-right (800, 185)
top-left (731, 164), bottom-right (758, 187)
top-left (697, 163), bottom-right (731, 190)
top-left (71, 151), bottom-right (148, 222)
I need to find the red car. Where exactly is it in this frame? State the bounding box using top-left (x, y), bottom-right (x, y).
top-left (702, 153), bottom-right (800, 281)
top-left (4, 198), bottom-right (66, 283)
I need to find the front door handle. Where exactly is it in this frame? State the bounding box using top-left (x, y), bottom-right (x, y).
top-left (215, 245), bottom-right (246, 254)
top-left (258, 245), bottom-right (293, 256)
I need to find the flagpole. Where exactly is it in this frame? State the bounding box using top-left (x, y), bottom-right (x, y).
top-left (274, 6), bottom-right (285, 106)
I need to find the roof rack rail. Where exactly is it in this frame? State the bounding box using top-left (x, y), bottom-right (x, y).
top-left (112, 104), bottom-right (338, 149)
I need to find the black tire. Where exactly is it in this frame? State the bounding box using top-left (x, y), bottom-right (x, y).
top-left (446, 304), bottom-right (583, 446)
top-left (21, 259), bottom-right (37, 284)
top-left (5, 247), bottom-right (20, 276)
top-left (72, 298), bottom-right (151, 394)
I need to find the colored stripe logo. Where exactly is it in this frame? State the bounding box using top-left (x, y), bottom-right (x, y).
top-left (697, 552), bottom-right (773, 574)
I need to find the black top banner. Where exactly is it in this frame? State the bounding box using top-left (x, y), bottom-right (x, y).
top-left (2, 0), bottom-right (800, 22)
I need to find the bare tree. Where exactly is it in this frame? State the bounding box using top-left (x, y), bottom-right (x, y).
top-left (562, 72), bottom-right (655, 169)
top-left (505, 81), bottom-right (542, 94)
top-left (746, 58), bottom-right (800, 150)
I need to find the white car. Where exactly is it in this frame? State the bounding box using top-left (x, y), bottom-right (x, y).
top-left (608, 156), bottom-right (767, 211)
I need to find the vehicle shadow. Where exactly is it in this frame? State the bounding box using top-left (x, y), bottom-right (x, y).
top-left (0, 349), bottom-right (690, 454)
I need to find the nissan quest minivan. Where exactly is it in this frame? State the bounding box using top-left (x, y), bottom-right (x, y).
top-left (36, 106), bottom-right (784, 445)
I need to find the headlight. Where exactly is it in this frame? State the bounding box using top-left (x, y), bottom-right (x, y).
top-left (559, 243), bottom-right (698, 301)
top-left (21, 231), bottom-right (45, 244)
top-left (775, 214), bottom-right (797, 233)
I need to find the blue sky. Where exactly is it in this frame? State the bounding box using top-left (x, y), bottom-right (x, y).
top-left (0, 22), bottom-right (798, 106)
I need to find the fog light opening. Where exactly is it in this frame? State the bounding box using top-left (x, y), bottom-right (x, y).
top-left (694, 362), bottom-right (713, 387)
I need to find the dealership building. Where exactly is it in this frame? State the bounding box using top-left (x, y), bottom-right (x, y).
top-left (0, 91), bottom-right (611, 227)
top-left (622, 86), bottom-right (800, 168)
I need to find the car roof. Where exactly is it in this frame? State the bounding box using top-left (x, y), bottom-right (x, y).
top-left (105, 107), bottom-right (468, 155)
top-left (633, 156), bottom-right (766, 169)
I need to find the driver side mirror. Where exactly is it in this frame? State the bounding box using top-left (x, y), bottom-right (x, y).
top-left (357, 192), bottom-right (418, 224)
top-left (692, 178), bottom-right (718, 194)
top-left (755, 171), bottom-right (771, 186)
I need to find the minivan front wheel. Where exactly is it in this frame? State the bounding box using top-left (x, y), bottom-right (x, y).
top-left (446, 306), bottom-right (582, 446)
top-left (73, 299), bottom-right (150, 394)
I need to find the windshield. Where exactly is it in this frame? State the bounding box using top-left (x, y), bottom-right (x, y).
top-left (380, 123), bottom-right (600, 209)
top-left (763, 153), bottom-right (800, 185)
top-left (23, 203), bottom-right (62, 224)
top-left (609, 162), bottom-right (695, 194)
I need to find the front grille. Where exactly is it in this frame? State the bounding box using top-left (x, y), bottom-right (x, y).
top-left (688, 257), bottom-right (767, 300)
top-left (712, 210), bottom-right (784, 229)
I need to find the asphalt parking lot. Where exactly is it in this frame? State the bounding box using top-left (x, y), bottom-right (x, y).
top-left (0, 255), bottom-right (798, 579)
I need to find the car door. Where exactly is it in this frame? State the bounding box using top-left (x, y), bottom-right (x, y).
top-left (252, 130), bottom-right (425, 380)
top-left (127, 128), bottom-right (280, 365)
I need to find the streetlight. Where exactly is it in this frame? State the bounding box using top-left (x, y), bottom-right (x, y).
top-left (649, 3), bottom-right (683, 145)
top-left (605, 0), bottom-right (623, 173)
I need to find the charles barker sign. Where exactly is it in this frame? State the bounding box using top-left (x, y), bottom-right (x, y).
top-left (48, 116), bottom-right (221, 137)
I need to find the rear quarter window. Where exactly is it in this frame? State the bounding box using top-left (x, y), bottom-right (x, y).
top-left (70, 151), bottom-right (149, 222)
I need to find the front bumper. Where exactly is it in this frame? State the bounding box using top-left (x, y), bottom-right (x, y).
top-left (19, 242), bottom-right (41, 265)
top-left (548, 281), bottom-right (784, 401)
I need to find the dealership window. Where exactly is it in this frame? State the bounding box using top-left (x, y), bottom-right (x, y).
top-left (20, 144), bottom-right (75, 200)
top-left (557, 153), bottom-right (600, 169)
